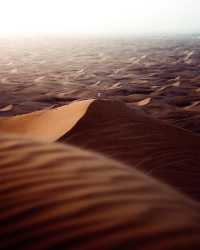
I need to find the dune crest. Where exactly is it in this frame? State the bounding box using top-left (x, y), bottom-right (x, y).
top-left (0, 99), bottom-right (200, 201)
top-left (0, 99), bottom-right (93, 142)
top-left (60, 99), bottom-right (200, 201)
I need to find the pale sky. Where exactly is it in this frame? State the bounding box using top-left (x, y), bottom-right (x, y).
top-left (0, 0), bottom-right (199, 35)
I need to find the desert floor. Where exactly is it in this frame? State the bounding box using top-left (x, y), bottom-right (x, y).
top-left (0, 35), bottom-right (200, 249)
top-left (0, 35), bottom-right (199, 134)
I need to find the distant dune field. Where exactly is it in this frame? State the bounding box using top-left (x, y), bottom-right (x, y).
top-left (0, 36), bottom-right (200, 249)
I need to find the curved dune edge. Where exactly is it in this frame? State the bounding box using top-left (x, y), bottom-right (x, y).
top-left (60, 99), bottom-right (200, 201)
top-left (0, 99), bottom-right (94, 142)
top-left (0, 99), bottom-right (200, 201)
top-left (0, 134), bottom-right (199, 249)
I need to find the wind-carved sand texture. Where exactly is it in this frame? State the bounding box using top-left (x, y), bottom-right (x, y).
top-left (0, 99), bottom-right (200, 201)
top-left (0, 37), bottom-right (200, 134)
top-left (0, 134), bottom-right (200, 249)
top-left (60, 100), bottom-right (200, 201)
top-left (0, 36), bottom-right (200, 249)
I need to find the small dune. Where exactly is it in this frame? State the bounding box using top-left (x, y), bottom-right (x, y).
top-left (136, 97), bottom-right (151, 106)
top-left (0, 104), bottom-right (13, 112)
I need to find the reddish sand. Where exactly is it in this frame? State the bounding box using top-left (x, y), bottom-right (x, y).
top-left (0, 99), bottom-right (200, 201)
top-left (60, 99), bottom-right (200, 201)
top-left (0, 36), bottom-right (200, 249)
top-left (0, 36), bottom-right (200, 134)
top-left (0, 134), bottom-right (200, 249)
top-left (0, 99), bottom-right (93, 142)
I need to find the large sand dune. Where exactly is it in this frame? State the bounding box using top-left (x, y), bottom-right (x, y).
top-left (0, 36), bottom-right (200, 249)
top-left (0, 99), bottom-right (93, 142)
top-left (0, 99), bottom-right (200, 201)
top-left (0, 134), bottom-right (199, 249)
top-left (61, 100), bottom-right (200, 201)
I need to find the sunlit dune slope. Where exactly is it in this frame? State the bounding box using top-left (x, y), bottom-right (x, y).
top-left (0, 99), bottom-right (93, 142)
top-left (0, 99), bottom-right (200, 201)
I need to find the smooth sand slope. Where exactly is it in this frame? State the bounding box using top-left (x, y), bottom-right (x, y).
top-left (0, 99), bottom-right (93, 142)
top-left (0, 99), bottom-right (200, 201)
top-left (0, 134), bottom-right (200, 250)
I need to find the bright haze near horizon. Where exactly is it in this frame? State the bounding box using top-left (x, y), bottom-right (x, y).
top-left (0, 0), bottom-right (199, 36)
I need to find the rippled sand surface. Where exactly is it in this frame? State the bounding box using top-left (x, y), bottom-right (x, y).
top-left (0, 35), bottom-right (200, 133)
top-left (0, 35), bottom-right (200, 249)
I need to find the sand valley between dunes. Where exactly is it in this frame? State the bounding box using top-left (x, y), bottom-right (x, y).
top-left (0, 36), bottom-right (200, 249)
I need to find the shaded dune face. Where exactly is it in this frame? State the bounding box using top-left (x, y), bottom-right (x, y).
top-left (0, 99), bottom-right (200, 201)
top-left (0, 134), bottom-right (200, 250)
top-left (60, 100), bottom-right (200, 201)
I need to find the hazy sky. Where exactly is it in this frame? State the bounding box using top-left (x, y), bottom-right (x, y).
top-left (0, 0), bottom-right (199, 35)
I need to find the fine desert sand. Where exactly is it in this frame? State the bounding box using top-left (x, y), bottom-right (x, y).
top-left (0, 134), bottom-right (200, 249)
top-left (0, 36), bottom-right (200, 249)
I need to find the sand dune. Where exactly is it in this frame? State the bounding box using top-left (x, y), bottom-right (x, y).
top-left (0, 99), bottom-right (200, 201)
top-left (0, 99), bottom-right (93, 142)
top-left (0, 37), bottom-right (200, 249)
top-left (0, 134), bottom-right (199, 250)
top-left (60, 100), bottom-right (200, 201)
